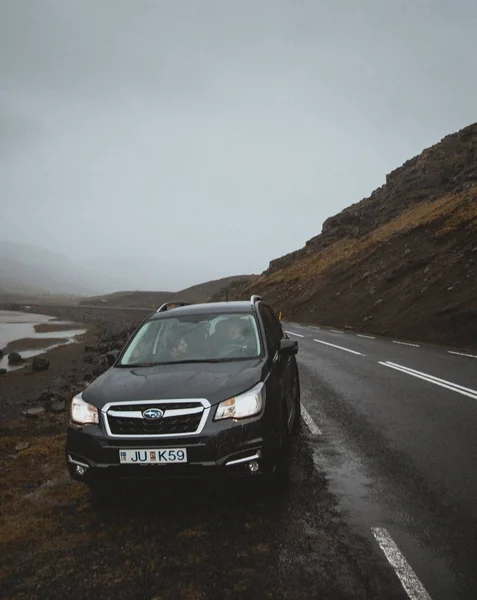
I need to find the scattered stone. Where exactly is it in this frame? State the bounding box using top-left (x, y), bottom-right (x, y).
top-left (0, 368), bottom-right (6, 375)
top-left (374, 298), bottom-right (384, 306)
top-left (92, 365), bottom-right (106, 377)
top-left (447, 286), bottom-right (455, 291)
top-left (24, 407), bottom-right (46, 418)
top-left (36, 390), bottom-right (56, 407)
top-left (51, 400), bottom-right (66, 414)
top-left (8, 352), bottom-right (22, 365)
top-left (83, 353), bottom-right (94, 364)
top-left (363, 315), bottom-right (374, 322)
top-left (84, 344), bottom-right (96, 352)
top-left (404, 248), bottom-right (411, 256)
top-left (106, 350), bottom-right (120, 366)
top-left (83, 372), bottom-right (93, 382)
top-left (0, 349), bottom-right (3, 360)
top-left (32, 355), bottom-right (50, 371)
top-left (344, 325), bottom-right (354, 330)
top-left (15, 442), bottom-right (30, 452)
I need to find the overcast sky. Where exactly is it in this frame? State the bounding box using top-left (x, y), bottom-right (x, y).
top-left (1, 0), bottom-right (476, 290)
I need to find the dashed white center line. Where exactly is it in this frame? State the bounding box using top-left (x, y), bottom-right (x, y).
top-left (330, 329), bottom-right (343, 334)
top-left (448, 350), bottom-right (477, 359)
top-left (285, 331), bottom-right (304, 338)
top-left (393, 340), bottom-right (420, 347)
top-left (380, 361), bottom-right (477, 400)
top-left (372, 528), bottom-right (432, 600)
top-left (314, 339), bottom-right (364, 356)
top-left (301, 404), bottom-right (322, 435)
top-left (357, 334), bottom-right (376, 340)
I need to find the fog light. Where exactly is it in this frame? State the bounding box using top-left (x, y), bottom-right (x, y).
top-left (75, 465), bottom-right (87, 477)
top-left (249, 461), bottom-right (260, 473)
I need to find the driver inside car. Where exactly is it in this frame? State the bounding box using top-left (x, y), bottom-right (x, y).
top-left (209, 317), bottom-right (256, 357)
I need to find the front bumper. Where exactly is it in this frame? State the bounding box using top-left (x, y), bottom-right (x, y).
top-left (66, 414), bottom-right (271, 482)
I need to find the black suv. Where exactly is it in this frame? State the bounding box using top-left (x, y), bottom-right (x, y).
top-left (66, 296), bottom-right (300, 492)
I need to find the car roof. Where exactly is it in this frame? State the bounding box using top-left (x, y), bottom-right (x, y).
top-left (150, 301), bottom-right (256, 320)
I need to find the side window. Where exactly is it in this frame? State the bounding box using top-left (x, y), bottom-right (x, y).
top-left (259, 305), bottom-right (282, 356)
top-left (268, 307), bottom-right (284, 338)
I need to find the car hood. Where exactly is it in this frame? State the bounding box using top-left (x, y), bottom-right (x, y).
top-left (82, 359), bottom-right (268, 409)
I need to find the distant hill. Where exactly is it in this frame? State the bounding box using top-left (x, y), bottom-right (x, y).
top-left (80, 275), bottom-right (259, 308)
top-left (231, 123), bottom-right (477, 349)
top-left (0, 241), bottom-right (102, 296)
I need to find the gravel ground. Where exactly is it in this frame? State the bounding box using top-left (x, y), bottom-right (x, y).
top-left (0, 306), bottom-right (386, 600)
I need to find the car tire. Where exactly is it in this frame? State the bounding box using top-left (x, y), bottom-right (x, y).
top-left (262, 410), bottom-right (290, 491)
top-left (291, 366), bottom-right (301, 435)
top-left (88, 480), bottom-right (112, 507)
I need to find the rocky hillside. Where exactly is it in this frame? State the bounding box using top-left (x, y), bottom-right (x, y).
top-left (240, 123), bottom-right (477, 349)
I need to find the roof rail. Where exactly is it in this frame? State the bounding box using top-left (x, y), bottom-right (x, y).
top-left (250, 295), bottom-right (263, 306)
top-left (156, 301), bottom-right (191, 313)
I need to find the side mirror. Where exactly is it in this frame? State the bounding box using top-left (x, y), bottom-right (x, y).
top-left (279, 339), bottom-right (298, 356)
top-left (106, 350), bottom-right (120, 367)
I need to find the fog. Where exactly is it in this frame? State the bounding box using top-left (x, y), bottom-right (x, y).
top-left (1, 0), bottom-right (476, 291)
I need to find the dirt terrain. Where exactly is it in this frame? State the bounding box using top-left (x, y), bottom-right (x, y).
top-left (215, 123), bottom-right (477, 350)
top-left (0, 306), bottom-right (389, 600)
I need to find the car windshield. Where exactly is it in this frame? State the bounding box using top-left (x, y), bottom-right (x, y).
top-left (119, 312), bottom-right (262, 366)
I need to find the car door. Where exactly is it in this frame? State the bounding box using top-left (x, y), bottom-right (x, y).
top-left (259, 304), bottom-right (294, 430)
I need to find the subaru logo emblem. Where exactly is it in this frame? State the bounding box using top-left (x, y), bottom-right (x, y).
top-left (142, 408), bottom-right (164, 421)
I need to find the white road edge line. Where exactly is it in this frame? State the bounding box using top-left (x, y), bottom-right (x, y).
top-left (371, 528), bottom-right (432, 600)
top-left (285, 331), bottom-right (304, 338)
top-left (393, 341), bottom-right (420, 347)
top-left (314, 339), bottom-right (364, 356)
top-left (330, 329), bottom-right (343, 334)
top-left (301, 404), bottom-right (322, 435)
top-left (380, 361), bottom-right (477, 400)
top-left (357, 334), bottom-right (376, 339)
top-left (448, 350), bottom-right (477, 359)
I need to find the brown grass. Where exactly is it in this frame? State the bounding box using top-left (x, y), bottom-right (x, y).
top-left (254, 191), bottom-right (477, 289)
top-left (0, 433), bottom-right (86, 551)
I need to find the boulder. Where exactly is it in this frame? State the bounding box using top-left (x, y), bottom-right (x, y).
top-left (15, 442), bottom-right (30, 452)
top-left (0, 368), bottom-right (6, 375)
top-left (92, 364), bottom-right (106, 377)
top-left (24, 407), bottom-right (46, 418)
top-left (32, 356), bottom-right (50, 371)
top-left (51, 400), bottom-right (66, 413)
top-left (0, 349), bottom-right (3, 360)
top-left (8, 352), bottom-right (22, 365)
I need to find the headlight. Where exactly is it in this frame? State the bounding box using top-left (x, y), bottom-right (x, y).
top-left (215, 383), bottom-right (264, 420)
top-left (70, 394), bottom-right (99, 425)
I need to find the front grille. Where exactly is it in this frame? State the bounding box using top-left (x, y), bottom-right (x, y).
top-left (104, 401), bottom-right (207, 437)
top-left (108, 413), bottom-right (202, 435)
top-left (113, 402), bottom-right (199, 412)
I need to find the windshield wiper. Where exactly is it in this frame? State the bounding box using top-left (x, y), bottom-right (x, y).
top-left (116, 362), bottom-right (159, 368)
top-left (118, 359), bottom-right (223, 368)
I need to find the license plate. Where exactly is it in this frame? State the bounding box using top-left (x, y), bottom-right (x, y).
top-left (119, 448), bottom-right (188, 464)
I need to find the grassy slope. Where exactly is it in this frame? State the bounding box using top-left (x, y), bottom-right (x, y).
top-left (242, 190), bottom-right (477, 348)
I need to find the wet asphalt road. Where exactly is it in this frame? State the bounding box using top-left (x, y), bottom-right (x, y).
top-left (286, 321), bottom-right (477, 600)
